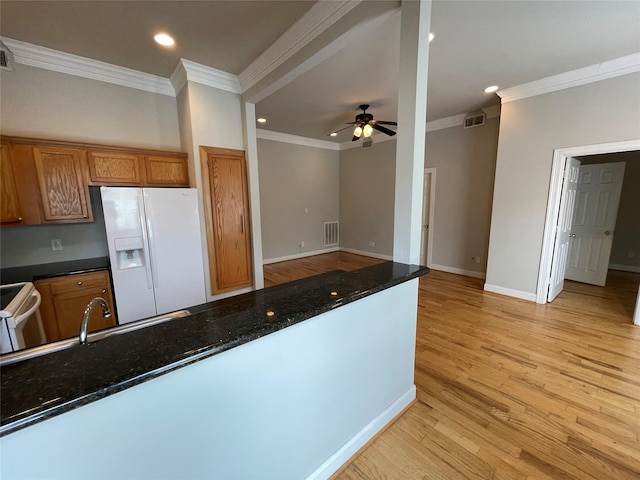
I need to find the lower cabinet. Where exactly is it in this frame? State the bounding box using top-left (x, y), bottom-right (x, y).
top-left (35, 271), bottom-right (117, 342)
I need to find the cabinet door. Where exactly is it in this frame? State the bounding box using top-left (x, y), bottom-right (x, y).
top-left (145, 155), bottom-right (189, 186)
top-left (88, 151), bottom-right (142, 185)
top-left (33, 146), bottom-right (92, 221)
top-left (35, 271), bottom-right (116, 342)
top-left (201, 147), bottom-right (253, 292)
top-left (0, 143), bottom-right (24, 224)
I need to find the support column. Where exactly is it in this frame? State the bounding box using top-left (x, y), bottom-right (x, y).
top-left (242, 101), bottom-right (265, 289)
top-left (393, 0), bottom-right (431, 265)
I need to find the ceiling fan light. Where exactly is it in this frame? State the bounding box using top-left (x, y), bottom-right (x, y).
top-left (353, 126), bottom-right (363, 138)
top-left (363, 124), bottom-right (373, 137)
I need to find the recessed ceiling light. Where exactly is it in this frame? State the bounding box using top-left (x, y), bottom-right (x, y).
top-left (330, 132), bottom-right (338, 137)
top-left (429, 32), bottom-right (435, 42)
top-left (484, 85), bottom-right (499, 93)
top-left (154, 33), bottom-right (175, 47)
top-left (257, 118), bottom-right (267, 123)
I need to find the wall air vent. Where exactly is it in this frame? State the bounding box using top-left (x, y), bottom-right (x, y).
top-left (0, 41), bottom-right (15, 71)
top-left (324, 221), bottom-right (339, 247)
top-left (463, 112), bottom-right (486, 129)
top-left (362, 137), bottom-right (373, 149)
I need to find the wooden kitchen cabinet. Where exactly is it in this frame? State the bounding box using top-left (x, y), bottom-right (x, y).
top-left (145, 155), bottom-right (189, 186)
top-left (35, 270), bottom-right (117, 342)
top-left (33, 145), bottom-right (93, 222)
top-left (200, 146), bottom-right (253, 293)
top-left (88, 150), bottom-right (143, 185)
top-left (0, 143), bottom-right (24, 225)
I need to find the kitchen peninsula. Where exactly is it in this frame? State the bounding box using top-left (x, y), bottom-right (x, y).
top-left (1, 262), bottom-right (428, 480)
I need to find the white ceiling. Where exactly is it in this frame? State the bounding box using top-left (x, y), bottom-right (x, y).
top-left (2, 1), bottom-right (639, 143)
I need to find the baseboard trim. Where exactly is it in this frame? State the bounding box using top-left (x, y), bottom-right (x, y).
top-left (263, 247), bottom-right (339, 265)
top-left (306, 386), bottom-right (416, 480)
top-left (484, 283), bottom-right (537, 302)
top-left (429, 263), bottom-right (486, 279)
top-left (339, 248), bottom-right (393, 261)
top-left (609, 264), bottom-right (640, 273)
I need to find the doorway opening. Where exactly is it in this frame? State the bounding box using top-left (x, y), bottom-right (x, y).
top-left (420, 167), bottom-right (436, 267)
top-left (536, 139), bottom-right (640, 325)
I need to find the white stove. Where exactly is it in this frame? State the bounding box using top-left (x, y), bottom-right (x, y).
top-left (0, 282), bottom-right (46, 354)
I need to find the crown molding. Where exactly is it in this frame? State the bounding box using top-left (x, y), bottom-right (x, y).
top-left (339, 132), bottom-right (397, 150)
top-left (178, 59), bottom-right (241, 94)
top-left (1, 37), bottom-right (175, 96)
top-left (498, 52), bottom-right (640, 103)
top-left (238, 0), bottom-right (362, 92)
top-left (169, 61), bottom-right (188, 95)
top-left (425, 113), bottom-right (467, 132)
top-left (256, 129), bottom-right (340, 151)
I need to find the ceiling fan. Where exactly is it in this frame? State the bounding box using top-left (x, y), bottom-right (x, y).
top-left (330, 104), bottom-right (397, 141)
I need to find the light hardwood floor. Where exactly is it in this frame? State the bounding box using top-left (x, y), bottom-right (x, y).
top-left (265, 253), bottom-right (640, 480)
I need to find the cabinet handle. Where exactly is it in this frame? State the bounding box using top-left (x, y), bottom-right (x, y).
top-left (101, 289), bottom-right (106, 294)
top-left (77, 281), bottom-right (83, 286)
top-left (17, 217), bottom-right (22, 222)
top-left (83, 215), bottom-right (88, 219)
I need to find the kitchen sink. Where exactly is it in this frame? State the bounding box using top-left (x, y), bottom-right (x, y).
top-left (0, 309), bottom-right (190, 366)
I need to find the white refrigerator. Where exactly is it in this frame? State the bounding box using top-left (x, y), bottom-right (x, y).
top-left (101, 187), bottom-right (206, 325)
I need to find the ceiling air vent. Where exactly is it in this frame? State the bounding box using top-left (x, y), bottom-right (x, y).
top-left (463, 112), bottom-right (486, 129)
top-left (0, 41), bottom-right (15, 71)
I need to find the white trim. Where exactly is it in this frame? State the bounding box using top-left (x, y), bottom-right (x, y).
top-left (179, 59), bottom-right (241, 94)
top-left (609, 264), bottom-right (640, 273)
top-left (263, 247), bottom-right (339, 265)
top-left (498, 52), bottom-right (640, 103)
top-left (339, 248), bottom-right (393, 261)
top-left (239, 0), bottom-right (362, 93)
top-left (430, 264), bottom-right (486, 279)
top-left (305, 386), bottom-right (416, 480)
top-left (425, 105), bottom-right (500, 133)
top-left (484, 283), bottom-right (536, 302)
top-left (169, 60), bottom-right (188, 95)
top-left (1, 37), bottom-right (175, 96)
top-left (257, 129), bottom-right (340, 151)
top-left (339, 132), bottom-right (397, 150)
top-left (536, 139), bottom-right (640, 304)
top-left (422, 167), bottom-right (436, 268)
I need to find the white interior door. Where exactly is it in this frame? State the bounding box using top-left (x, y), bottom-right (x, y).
top-left (565, 162), bottom-right (625, 286)
top-left (420, 171), bottom-right (432, 266)
top-left (548, 157), bottom-right (580, 302)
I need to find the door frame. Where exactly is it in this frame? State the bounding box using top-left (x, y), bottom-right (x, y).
top-left (536, 139), bottom-right (640, 305)
top-left (421, 167), bottom-right (436, 268)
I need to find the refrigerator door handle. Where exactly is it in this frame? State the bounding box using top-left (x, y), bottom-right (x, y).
top-left (143, 193), bottom-right (160, 289)
top-left (137, 193), bottom-right (154, 290)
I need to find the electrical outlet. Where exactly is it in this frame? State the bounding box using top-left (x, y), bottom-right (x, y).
top-left (471, 256), bottom-right (476, 263)
top-left (369, 241), bottom-right (376, 247)
top-left (628, 251), bottom-right (636, 258)
top-left (51, 239), bottom-right (63, 251)
top-left (475, 256), bottom-right (481, 264)
top-left (299, 241), bottom-right (305, 248)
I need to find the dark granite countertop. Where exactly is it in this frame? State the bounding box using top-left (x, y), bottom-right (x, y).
top-left (0, 257), bottom-right (110, 284)
top-left (0, 261), bottom-right (429, 436)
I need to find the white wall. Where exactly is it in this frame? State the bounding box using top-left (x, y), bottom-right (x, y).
top-left (425, 117), bottom-right (499, 275)
top-left (258, 139), bottom-right (339, 261)
top-left (339, 140), bottom-right (396, 259)
top-left (0, 281), bottom-right (419, 480)
top-left (0, 65), bottom-right (181, 150)
top-left (486, 73), bottom-right (640, 298)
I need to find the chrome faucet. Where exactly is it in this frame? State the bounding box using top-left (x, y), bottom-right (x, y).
top-left (79, 297), bottom-right (111, 345)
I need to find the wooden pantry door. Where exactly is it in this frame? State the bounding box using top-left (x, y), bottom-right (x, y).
top-left (201, 146), bottom-right (253, 293)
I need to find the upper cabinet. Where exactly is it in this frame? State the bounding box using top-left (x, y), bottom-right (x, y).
top-left (145, 155), bottom-right (189, 186)
top-left (0, 136), bottom-right (190, 227)
top-left (0, 143), bottom-right (23, 225)
top-left (33, 146), bottom-right (92, 222)
top-left (88, 150), bottom-right (143, 185)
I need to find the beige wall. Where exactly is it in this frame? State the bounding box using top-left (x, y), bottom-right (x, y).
top-left (580, 151), bottom-right (640, 270)
top-left (425, 117), bottom-right (499, 274)
top-left (339, 140), bottom-right (396, 258)
top-left (486, 72), bottom-right (640, 297)
top-left (0, 65), bottom-right (181, 149)
top-left (258, 139), bottom-right (339, 260)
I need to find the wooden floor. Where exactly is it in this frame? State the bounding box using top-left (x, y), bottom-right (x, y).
top-left (266, 253), bottom-right (640, 480)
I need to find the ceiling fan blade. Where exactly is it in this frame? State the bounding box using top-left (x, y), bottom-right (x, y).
top-left (372, 123), bottom-right (397, 136)
top-left (375, 121), bottom-right (398, 126)
top-left (326, 125), bottom-right (354, 136)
